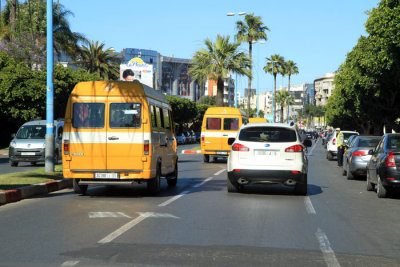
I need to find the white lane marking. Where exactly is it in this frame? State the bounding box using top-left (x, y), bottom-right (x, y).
top-left (98, 212), bottom-right (151, 244)
top-left (307, 138), bottom-right (319, 156)
top-left (304, 197), bottom-right (316, 214)
top-left (158, 190), bottom-right (190, 207)
top-left (89, 212), bottom-right (132, 218)
top-left (137, 212), bottom-right (180, 219)
top-left (61, 261), bottom-right (80, 266)
top-left (193, 177), bottom-right (213, 188)
top-left (214, 169), bottom-right (226, 176)
top-left (315, 228), bottom-right (341, 267)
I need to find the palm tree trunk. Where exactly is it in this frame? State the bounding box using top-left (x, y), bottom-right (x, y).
top-left (287, 75), bottom-right (291, 122)
top-left (280, 106), bottom-right (284, 123)
top-left (247, 41), bottom-right (252, 117)
top-left (216, 76), bottom-right (225, 107)
top-left (273, 73), bottom-right (277, 122)
top-left (10, 0), bottom-right (17, 35)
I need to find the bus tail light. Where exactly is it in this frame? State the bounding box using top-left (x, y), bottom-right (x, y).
top-left (63, 140), bottom-right (69, 155)
top-left (144, 140), bottom-right (149, 155)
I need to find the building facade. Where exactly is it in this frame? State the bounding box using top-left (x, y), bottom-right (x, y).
top-left (206, 76), bottom-right (235, 107)
top-left (314, 72), bottom-right (335, 106)
top-left (121, 48), bottom-right (204, 101)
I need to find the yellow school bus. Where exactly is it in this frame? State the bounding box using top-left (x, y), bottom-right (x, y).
top-left (201, 107), bottom-right (247, 162)
top-left (62, 81), bottom-right (178, 194)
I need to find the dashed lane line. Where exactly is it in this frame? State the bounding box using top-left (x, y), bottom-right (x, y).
top-left (304, 196), bottom-right (316, 214)
top-left (61, 261), bottom-right (80, 266)
top-left (316, 228), bottom-right (341, 267)
top-left (158, 190), bottom-right (191, 207)
top-left (193, 177), bottom-right (213, 188)
top-left (214, 169), bottom-right (226, 176)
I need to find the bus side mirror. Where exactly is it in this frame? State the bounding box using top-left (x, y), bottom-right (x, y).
top-left (228, 138), bottom-right (235, 145)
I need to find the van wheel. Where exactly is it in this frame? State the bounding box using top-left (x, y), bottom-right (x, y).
top-left (203, 154), bottom-right (210, 163)
top-left (10, 161), bottom-right (18, 167)
top-left (73, 179), bottom-right (88, 195)
top-left (148, 165), bottom-right (161, 194)
top-left (167, 163), bottom-right (178, 187)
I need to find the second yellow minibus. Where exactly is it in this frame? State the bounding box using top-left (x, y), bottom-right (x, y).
top-left (200, 107), bottom-right (247, 162)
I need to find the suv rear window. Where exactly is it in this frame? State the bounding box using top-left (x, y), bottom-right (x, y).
top-left (239, 127), bottom-right (297, 142)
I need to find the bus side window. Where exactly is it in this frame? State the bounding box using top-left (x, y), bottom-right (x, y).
top-left (157, 107), bottom-right (164, 129)
top-left (164, 108), bottom-right (171, 130)
top-left (151, 105), bottom-right (157, 128)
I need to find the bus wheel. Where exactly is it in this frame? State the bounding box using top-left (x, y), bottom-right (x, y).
top-left (167, 163), bottom-right (178, 187)
top-left (203, 154), bottom-right (210, 163)
top-left (73, 179), bottom-right (88, 195)
top-left (148, 165), bottom-right (161, 194)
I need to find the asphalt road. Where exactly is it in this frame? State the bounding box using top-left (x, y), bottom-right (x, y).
top-left (0, 140), bottom-right (400, 266)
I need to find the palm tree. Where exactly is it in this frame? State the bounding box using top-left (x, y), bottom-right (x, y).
top-left (77, 40), bottom-right (120, 80)
top-left (189, 35), bottom-right (251, 107)
top-left (275, 90), bottom-right (294, 123)
top-left (235, 13), bottom-right (269, 116)
top-left (263, 54), bottom-right (285, 122)
top-left (284, 60), bottom-right (299, 119)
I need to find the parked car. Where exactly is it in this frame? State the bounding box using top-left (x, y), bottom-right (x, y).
top-left (227, 123), bottom-right (312, 195)
top-left (195, 132), bottom-right (201, 143)
top-left (184, 132), bottom-right (193, 144)
top-left (190, 131), bottom-right (197, 143)
top-left (176, 133), bottom-right (186, 145)
top-left (366, 133), bottom-right (400, 198)
top-left (326, 130), bottom-right (359, 160)
top-left (343, 136), bottom-right (381, 179)
top-left (9, 119), bottom-right (64, 166)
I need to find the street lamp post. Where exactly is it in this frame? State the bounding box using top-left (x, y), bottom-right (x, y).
top-left (227, 11), bottom-right (246, 108)
top-left (268, 60), bottom-right (278, 123)
top-left (254, 40), bottom-right (265, 117)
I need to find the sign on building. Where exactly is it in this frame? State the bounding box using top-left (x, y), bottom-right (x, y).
top-left (120, 57), bottom-right (153, 87)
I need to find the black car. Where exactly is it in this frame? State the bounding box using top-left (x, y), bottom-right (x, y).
top-left (366, 133), bottom-right (400, 198)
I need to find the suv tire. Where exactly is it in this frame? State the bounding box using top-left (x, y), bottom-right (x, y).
top-left (227, 177), bottom-right (240, 193)
top-left (294, 175), bottom-right (307, 195)
top-left (327, 152), bottom-right (333, 161)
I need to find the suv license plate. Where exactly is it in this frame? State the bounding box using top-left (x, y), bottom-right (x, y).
top-left (95, 173), bottom-right (119, 179)
top-left (255, 150), bottom-right (278, 156)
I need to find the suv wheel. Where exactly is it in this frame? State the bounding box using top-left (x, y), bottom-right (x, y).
top-left (227, 176), bottom-right (241, 193)
top-left (327, 152), bottom-right (333, 161)
top-left (294, 175), bottom-right (307, 195)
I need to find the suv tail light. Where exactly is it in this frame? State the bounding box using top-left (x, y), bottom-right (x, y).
top-left (63, 140), bottom-right (69, 155)
top-left (232, 143), bottom-right (250, 152)
top-left (353, 151), bottom-right (367, 157)
top-left (144, 140), bottom-right (149, 155)
top-left (333, 138), bottom-right (336, 145)
top-left (385, 151), bottom-right (396, 167)
top-left (285, 145), bottom-right (303, 152)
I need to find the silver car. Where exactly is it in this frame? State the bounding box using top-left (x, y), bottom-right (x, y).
top-left (8, 119), bottom-right (64, 166)
top-left (342, 136), bottom-right (381, 179)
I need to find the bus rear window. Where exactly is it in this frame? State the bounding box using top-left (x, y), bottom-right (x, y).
top-left (110, 103), bottom-right (141, 128)
top-left (73, 103), bottom-right (105, 128)
top-left (206, 118), bottom-right (221, 130)
top-left (224, 118), bottom-right (239, 131)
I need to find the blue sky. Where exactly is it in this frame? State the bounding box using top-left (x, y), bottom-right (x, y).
top-left (63, 0), bottom-right (379, 96)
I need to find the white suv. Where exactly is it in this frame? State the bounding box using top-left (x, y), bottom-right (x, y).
top-left (227, 123), bottom-right (312, 195)
top-left (326, 130), bottom-right (359, 161)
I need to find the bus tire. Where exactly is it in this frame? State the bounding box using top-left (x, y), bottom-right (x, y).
top-left (73, 179), bottom-right (87, 195)
top-left (167, 162), bottom-right (178, 187)
top-left (148, 165), bottom-right (161, 194)
top-left (203, 154), bottom-right (210, 163)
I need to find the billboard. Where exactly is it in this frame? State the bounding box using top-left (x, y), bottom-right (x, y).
top-left (120, 57), bottom-right (153, 87)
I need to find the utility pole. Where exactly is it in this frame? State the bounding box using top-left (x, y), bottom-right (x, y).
top-left (45, 0), bottom-right (54, 173)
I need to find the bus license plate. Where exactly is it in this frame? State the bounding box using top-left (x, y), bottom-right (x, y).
top-left (95, 173), bottom-right (119, 179)
top-left (216, 152), bottom-right (227, 155)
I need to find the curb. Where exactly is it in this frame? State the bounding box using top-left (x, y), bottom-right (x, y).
top-left (181, 150), bottom-right (201, 154)
top-left (0, 179), bottom-right (72, 206)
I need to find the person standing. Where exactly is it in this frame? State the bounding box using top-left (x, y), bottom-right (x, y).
top-left (336, 128), bottom-right (345, 167)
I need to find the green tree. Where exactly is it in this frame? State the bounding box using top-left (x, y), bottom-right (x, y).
top-left (76, 40), bottom-right (120, 80)
top-left (189, 35), bottom-right (251, 107)
top-left (197, 95), bottom-right (216, 106)
top-left (264, 54), bottom-right (285, 122)
top-left (236, 13), bottom-right (269, 116)
top-left (192, 103), bottom-right (211, 132)
top-left (275, 90), bottom-right (294, 123)
top-left (166, 96), bottom-right (197, 132)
